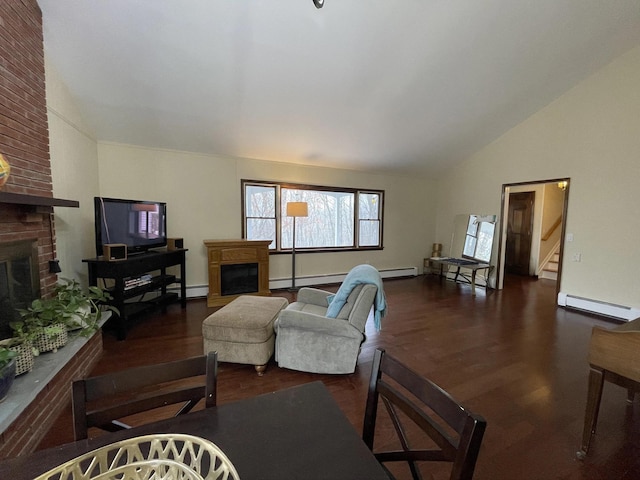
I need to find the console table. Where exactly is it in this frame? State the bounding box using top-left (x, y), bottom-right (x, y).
top-left (83, 249), bottom-right (187, 339)
top-left (425, 257), bottom-right (493, 296)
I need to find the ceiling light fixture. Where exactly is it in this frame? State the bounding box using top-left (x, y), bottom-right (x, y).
top-left (313, 0), bottom-right (324, 8)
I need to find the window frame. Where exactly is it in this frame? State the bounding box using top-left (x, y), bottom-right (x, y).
top-left (242, 179), bottom-right (384, 253)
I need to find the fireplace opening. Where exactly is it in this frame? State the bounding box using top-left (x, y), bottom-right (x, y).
top-left (0, 239), bottom-right (40, 339)
top-left (221, 263), bottom-right (259, 296)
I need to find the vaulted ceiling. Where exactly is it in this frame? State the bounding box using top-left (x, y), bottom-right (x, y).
top-left (37, 0), bottom-right (640, 176)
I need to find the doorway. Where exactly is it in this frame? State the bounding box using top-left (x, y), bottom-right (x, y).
top-left (497, 178), bottom-right (570, 293)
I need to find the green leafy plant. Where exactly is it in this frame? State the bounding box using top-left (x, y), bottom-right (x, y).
top-left (11, 299), bottom-right (68, 355)
top-left (52, 278), bottom-right (119, 334)
top-left (8, 318), bottom-right (38, 344)
top-left (0, 345), bottom-right (18, 401)
top-left (11, 278), bottom-right (119, 341)
top-left (0, 346), bottom-right (17, 369)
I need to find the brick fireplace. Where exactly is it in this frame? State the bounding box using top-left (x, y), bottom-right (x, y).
top-left (0, 0), bottom-right (58, 297)
top-left (0, 1), bottom-right (102, 459)
top-left (0, 238), bottom-right (40, 338)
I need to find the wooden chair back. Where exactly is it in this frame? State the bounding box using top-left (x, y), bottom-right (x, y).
top-left (578, 319), bottom-right (640, 457)
top-left (72, 351), bottom-right (217, 440)
top-left (363, 348), bottom-right (486, 480)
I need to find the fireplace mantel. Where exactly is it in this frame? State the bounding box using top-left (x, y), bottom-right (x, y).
top-left (0, 191), bottom-right (79, 208)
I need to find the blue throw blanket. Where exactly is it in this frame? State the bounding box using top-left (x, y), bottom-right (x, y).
top-left (326, 264), bottom-right (387, 331)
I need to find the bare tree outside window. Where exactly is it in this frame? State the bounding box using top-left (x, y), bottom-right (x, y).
top-left (281, 189), bottom-right (355, 249)
top-left (245, 184), bottom-right (276, 248)
top-left (358, 193), bottom-right (381, 247)
top-left (242, 180), bottom-right (383, 252)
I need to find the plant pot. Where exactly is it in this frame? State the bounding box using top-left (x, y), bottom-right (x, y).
top-left (0, 339), bottom-right (34, 375)
top-left (10, 341), bottom-right (34, 375)
top-left (0, 358), bottom-right (16, 403)
top-left (33, 323), bottom-right (68, 354)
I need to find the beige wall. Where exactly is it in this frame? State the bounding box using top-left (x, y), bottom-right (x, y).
top-left (46, 43), bottom-right (640, 309)
top-left (46, 58), bottom-right (101, 287)
top-left (95, 143), bottom-right (437, 290)
top-left (46, 52), bottom-right (438, 292)
top-left (436, 45), bottom-right (640, 309)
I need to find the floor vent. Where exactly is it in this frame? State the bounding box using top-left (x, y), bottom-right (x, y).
top-left (557, 292), bottom-right (640, 322)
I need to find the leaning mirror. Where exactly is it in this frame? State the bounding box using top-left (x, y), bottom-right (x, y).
top-left (462, 215), bottom-right (496, 263)
top-left (450, 214), bottom-right (496, 264)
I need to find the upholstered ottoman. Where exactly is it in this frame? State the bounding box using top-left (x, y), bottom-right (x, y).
top-left (202, 295), bottom-right (288, 375)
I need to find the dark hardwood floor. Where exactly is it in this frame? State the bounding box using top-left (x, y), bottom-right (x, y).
top-left (37, 274), bottom-right (639, 479)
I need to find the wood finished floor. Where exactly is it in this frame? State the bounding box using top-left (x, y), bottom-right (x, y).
top-left (37, 274), bottom-right (639, 479)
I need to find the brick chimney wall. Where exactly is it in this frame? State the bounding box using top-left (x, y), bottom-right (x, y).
top-left (0, 0), bottom-right (58, 296)
top-left (0, 1), bottom-right (103, 458)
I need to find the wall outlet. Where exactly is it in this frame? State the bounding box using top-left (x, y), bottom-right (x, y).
top-left (566, 233), bottom-right (574, 242)
top-left (572, 253), bottom-right (582, 262)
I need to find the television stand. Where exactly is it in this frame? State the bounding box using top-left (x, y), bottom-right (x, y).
top-left (83, 249), bottom-right (187, 340)
top-left (126, 250), bottom-right (151, 257)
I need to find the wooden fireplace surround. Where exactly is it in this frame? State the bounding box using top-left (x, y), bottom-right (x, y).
top-left (204, 239), bottom-right (271, 307)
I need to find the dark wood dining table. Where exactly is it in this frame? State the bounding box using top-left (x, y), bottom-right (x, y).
top-left (0, 381), bottom-right (389, 480)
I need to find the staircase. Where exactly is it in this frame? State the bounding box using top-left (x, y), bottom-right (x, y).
top-left (540, 247), bottom-right (560, 281)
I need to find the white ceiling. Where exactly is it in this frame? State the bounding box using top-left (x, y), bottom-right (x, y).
top-left (37, 0), bottom-right (640, 176)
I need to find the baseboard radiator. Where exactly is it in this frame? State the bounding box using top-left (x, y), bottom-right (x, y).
top-left (557, 292), bottom-right (640, 322)
top-left (172, 267), bottom-right (419, 299)
top-left (269, 266), bottom-right (419, 291)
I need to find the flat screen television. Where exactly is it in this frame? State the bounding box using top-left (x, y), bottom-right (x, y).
top-left (94, 197), bottom-right (167, 257)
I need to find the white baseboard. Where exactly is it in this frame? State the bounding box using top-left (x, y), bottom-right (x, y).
top-left (175, 267), bottom-right (419, 299)
top-left (168, 284), bottom-right (208, 299)
top-left (557, 292), bottom-right (640, 322)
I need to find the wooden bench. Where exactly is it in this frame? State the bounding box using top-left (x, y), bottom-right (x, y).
top-left (578, 317), bottom-right (640, 458)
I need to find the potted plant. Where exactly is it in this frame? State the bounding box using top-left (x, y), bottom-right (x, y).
top-left (0, 346), bottom-right (17, 402)
top-left (0, 337), bottom-right (34, 376)
top-left (11, 279), bottom-right (118, 355)
top-left (12, 298), bottom-right (68, 354)
top-left (52, 278), bottom-right (118, 335)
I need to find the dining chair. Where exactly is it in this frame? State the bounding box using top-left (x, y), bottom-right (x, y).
top-left (72, 351), bottom-right (217, 440)
top-left (577, 320), bottom-right (640, 458)
top-left (363, 348), bottom-right (487, 480)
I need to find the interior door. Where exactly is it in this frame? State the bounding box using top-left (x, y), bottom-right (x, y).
top-left (505, 191), bottom-right (535, 275)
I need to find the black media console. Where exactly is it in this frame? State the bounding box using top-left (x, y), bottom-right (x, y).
top-left (83, 249), bottom-right (187, 340)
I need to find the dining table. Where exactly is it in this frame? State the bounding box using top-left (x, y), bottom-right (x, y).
top-left (0, 380), bottom-right (389, 479)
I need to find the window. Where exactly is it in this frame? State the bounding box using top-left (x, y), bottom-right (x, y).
top-left (245, 184), bottom-right (276, 247)
top-left (242, 180), bottom-right (384, 252)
